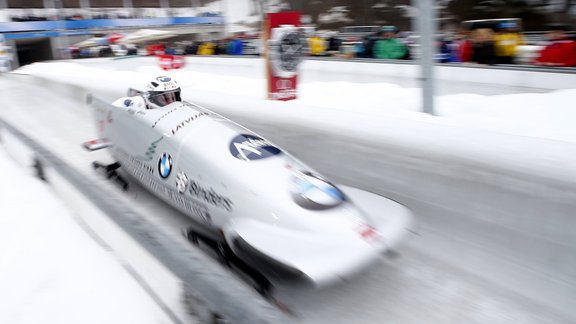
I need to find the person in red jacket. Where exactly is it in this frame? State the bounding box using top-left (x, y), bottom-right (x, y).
top-left (457, 29), bottom-right (473, 62)
top-left (534, 25), bottom-right (576, 67)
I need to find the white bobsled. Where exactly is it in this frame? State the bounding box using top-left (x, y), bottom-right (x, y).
top-left (85, 90), bottom-right (412, 287)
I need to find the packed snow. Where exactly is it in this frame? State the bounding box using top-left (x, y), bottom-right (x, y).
top-left (14, 59), bottom-right (576, 143)
top-left (0, 144), bottom-right (173, 324)
top-left (2, 57), bottom-right (575, 323)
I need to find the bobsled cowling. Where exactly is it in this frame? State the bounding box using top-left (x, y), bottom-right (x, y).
top-left (223, 186), bottom-right (413, 287)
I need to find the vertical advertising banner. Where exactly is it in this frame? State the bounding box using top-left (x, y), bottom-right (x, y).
top-left (265, 12), bottom-right (303, 101)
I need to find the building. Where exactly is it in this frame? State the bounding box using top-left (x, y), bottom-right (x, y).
top-left (0, 0), bottom-right (225, 69)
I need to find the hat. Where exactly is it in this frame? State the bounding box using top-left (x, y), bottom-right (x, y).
top-left (381, 26), bottom-right (397, 33)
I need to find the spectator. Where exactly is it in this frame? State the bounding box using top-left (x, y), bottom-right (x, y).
top-left (227, 37), bottom-right (243, 55)
top-left (164, 46), bottom-right (176, 55)
top-left (308, 34), bottom-right (327, 56)
top-left (185, 42), bottom-right (199, 55)
top-left (340, 37), bottom-right (358, 58)
top-left (471, 28), bottom-right (497, 65)
top-left (359, 32), bottom-right (379, 58)
top-left (326, 35), bottom-right (342, 56)
top-left (534, 24), bottom-right (576, 67)
top-left (373, 26), bottom-right (407, 60)
top-left (444, 36), bottom-right (462, 63)
top-left (354, 40), bottom-right (365, 58)
top-left (456, 29), bottom-right (473, 62)
top-left (197, 41), bottom-right (216, 55)
top-left (494, 22), bottom-right (525, 64)
top-left (437, 37), bottom-right (454, 63)
top-left (215, 39), bottom-right (228, 55)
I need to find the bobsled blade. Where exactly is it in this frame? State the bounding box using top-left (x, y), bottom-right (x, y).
top-left (82, 138), bottom-right (112, 151)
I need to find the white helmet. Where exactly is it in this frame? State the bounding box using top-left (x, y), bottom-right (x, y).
top-left (145, 76), bottom-right (181, 108)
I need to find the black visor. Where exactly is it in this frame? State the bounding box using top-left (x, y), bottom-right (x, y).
top-left (149, 89), bottom-right (181, 107)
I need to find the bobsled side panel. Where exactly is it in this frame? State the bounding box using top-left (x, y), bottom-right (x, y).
top-left (232, 236), bottom-right (312, 284)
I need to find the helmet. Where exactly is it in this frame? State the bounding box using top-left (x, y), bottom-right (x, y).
top-left (145, 76), bottom-right (181, 108)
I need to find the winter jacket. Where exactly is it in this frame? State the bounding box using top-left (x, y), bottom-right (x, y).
top-left (227, 39), bottom-right (243, 55)
top-left (308, 36), bottom-right (327, 56)
top-left (373, 38), bottom-right (407, 60)
top-left (534, 40), bottom-right (576, 67)
top-left (458, 39), bottom-right (473, 62)
top-left (472, 41), bottom-right (497, 65)
top-left (197, 42), bottom-right (215, 56)
top-left (494, 33), bottom-right (524, 57)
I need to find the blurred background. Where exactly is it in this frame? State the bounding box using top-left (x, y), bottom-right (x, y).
top-left (1, 0), bottom-right (575, 70)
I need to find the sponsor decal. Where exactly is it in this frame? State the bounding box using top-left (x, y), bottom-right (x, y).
top-left (174, 171), bottom-right (234, 211)
top-left (290, 171), bottom-right (344, 210)
top-left (357, 224), bottom-right (382, 245)
top-left (154, 76), bottom-right (179, 90)
top-left (115, 148), bottom-right (211, 223)
top-left (270, 88), bottom-right (297, 100)
top-left (137, 137), bottom-right (163, 161)
top-left (115, 148), bottom-right (154, 175)
top-left (171, 112), bottom-right (208, 136)
top-left (272, 31), bottom-right (303, 74)
top-left (126, 108), bottom-right (146, 116)
top-left (176, 171), bottom-right (188, 194)
top-left (158, 153), bottom-right (173, 179)
top-left (229, 134), bottom-right (282, 161)
top-left (188, 179), bottom-right (233, 212)
top-left (151, 106), bottom-right (180, 128)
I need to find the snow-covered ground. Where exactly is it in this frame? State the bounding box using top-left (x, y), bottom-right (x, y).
top-left (0, 144), bottom-right (173, 324)
top-left (2, 58), bottom-right (575, 323)
top-left (15, 60), bottom-right (576, 143)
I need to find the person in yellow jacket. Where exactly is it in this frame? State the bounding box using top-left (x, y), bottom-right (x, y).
top-left (308, 34), bottom-right (327, 56)
top-left (493, 22), bottom-right (525, 64)
top-left (197, 41), bottom-right (216, 55)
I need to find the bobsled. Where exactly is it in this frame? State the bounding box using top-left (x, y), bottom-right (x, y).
top-left (84, 90), bottom-right (412, 289)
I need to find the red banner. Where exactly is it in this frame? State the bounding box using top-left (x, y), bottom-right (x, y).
top-left (265, 12), bottom-right (302, 101)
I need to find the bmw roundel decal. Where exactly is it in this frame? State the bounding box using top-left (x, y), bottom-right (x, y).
top-left (291, 171), bottom-right (345, 210)
top-left (229, 134), bottom-right (282, 161)
top-left (158, 153), bottom-right (173, 179)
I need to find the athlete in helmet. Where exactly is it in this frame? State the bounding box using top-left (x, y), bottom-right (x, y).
top-left (112, 76), bottom-right (182, 110)
top-left (145, 76), bottom-right (182, 108)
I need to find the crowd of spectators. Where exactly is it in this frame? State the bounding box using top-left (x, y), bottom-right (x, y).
top-left (304, 23), bottom-right (576, 67)
top-left (7, 9), bottom-right (219, 22)
top-left (62, 23), bottom-right (576, 68)
top-left (66, 32), bottom-right (260, 59)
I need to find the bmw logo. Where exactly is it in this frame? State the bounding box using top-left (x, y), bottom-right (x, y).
top-left (291, 171), bottom-right (344, 210)
top-left (158, 153), bottom-right (173, 179)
